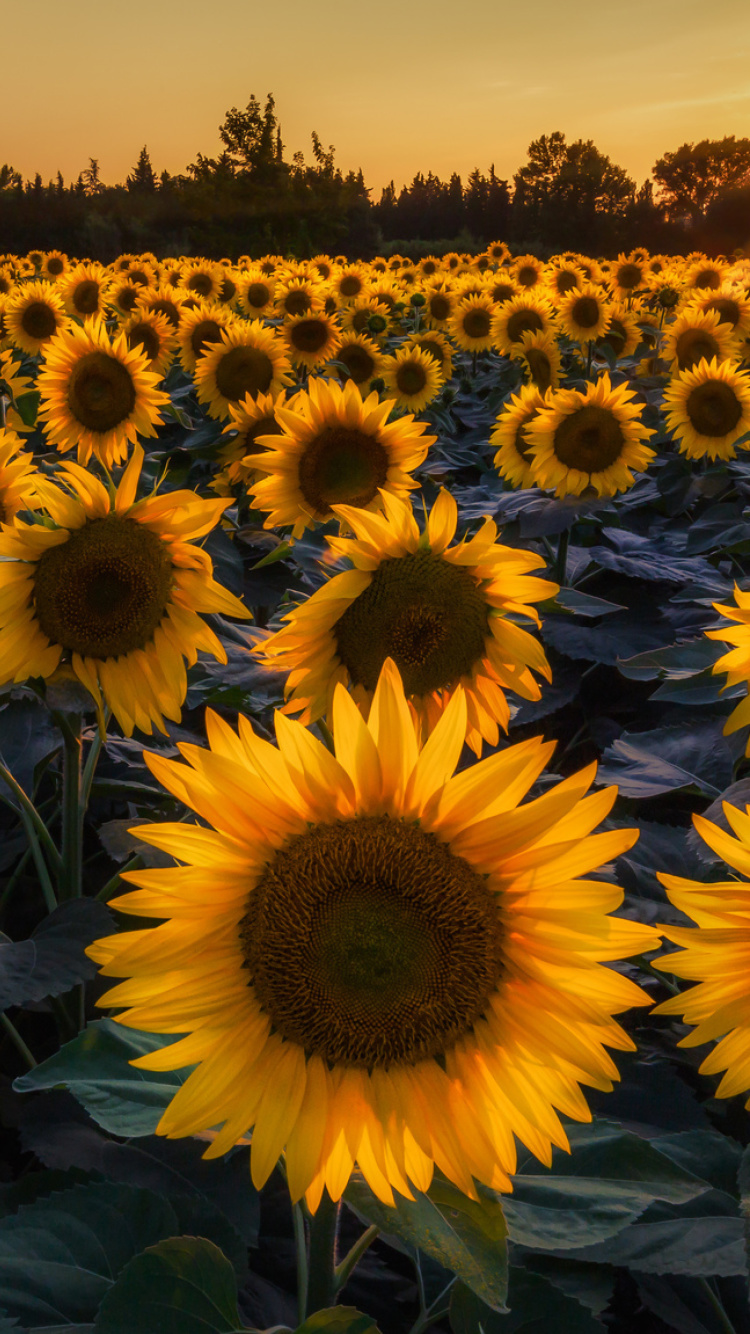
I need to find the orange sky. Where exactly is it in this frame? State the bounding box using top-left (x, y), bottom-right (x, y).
top-left (3, 0), bottom-right (749, 198)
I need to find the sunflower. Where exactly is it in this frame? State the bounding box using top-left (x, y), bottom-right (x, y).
top-left (122, 309), bottom-right (177, 380)
top-left (379, 345), bottom-right (444, 414)
top-left (180, 261), bottom-right (224, 302)
top-left (107, 278), bottom-right (146, 318)
top-left (594, 302), bottom-right (643, 361)
top-left (323, 331), bottom-right (384, 392)
top-left (215, 390), bottom-right (290, 486)
top-left (331, 264), bottom-right (369, 305)
top-left (493, 290), bottom-right (558, 355)
top-left (338, 296), bottom-right (393, 343)
top-left (259, 488), bottom-right (556, 751)
top-left (0, 350), bottom-right (35, 433)
top-left (544, 261), bottom-right (585, 301)
top-left (135, 286), bottom-right (191, 331)
top-left (194, 322), bottom-right (294, 422)
top-left (309, 255), bottom-right (335, 282)
top-left (486, 240), bottom-right (511, 263)
top-left (486, 275), bottom-right (519, 306)
top-left (217, 268), bottom-right (239, 306)
top-left (652, 805), bottom-right (750, 1105)
top-left (693, 285), bottom-right (750, 341)
top-left (281, 311), bottom-right (342, 371)
top-left (176, 303), bottom-right (235, 374)
top-left (0, 445), bottom-right (250, 736)
top-left (706, 585), bottom-right (750, 755)
top-left (59, 263), bottom-right (111, 319)
top-left (491, 384), bottom-right (549, 489)
top-left (85, 658), bottom-right (657, 1210)
top-left (524, 373), bottom-right (656, 498)
top-left (5, 280), bottom-right (68, 355)
top-left (0, 428), bottom-right (40, 522)
top-left (512, 254), bottom-right (546, 289)
top-left (684, 258), bottom-right (728, 291)
top-left (514, 329), bottom-right (562, 393)
top-left (245, 377), bottom-right (435, 539)
top-left (36, 317), bottom-right (170, 468)
top-left (41, 250), bottom-right (70, 281)
top-left (608, 255), bottom-right (648, 302)
top-left (237, 271), bottom-right (277, 319)
top-left (663, 357), bottom-right (750, 462)
top-left (274, 276), bottom-right (326, 320)
top-left (556, 284), bottom-right (611, 345)
top-left (422, 284), bottom-right (458, 330)
top-left (661, 307), bottom-right (740, 372)
top-left (447, 295), bottom-right (497, 353)
top-left (404, 330), bottom-right (454, 382)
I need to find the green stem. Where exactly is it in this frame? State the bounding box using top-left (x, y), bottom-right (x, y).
top-left (293, 1203), bottom-right (308, 1325)
top-left (334, 1223), bottom-right (379, 1292)
top-left (471, 350), bottom-right (477, 375)
top-left (81, 717), bottom-right (107, 811)
top-left (0, 1012), bottom-right (37, 1069)
top-left (19, 808), bottom-right (57, 912)
top-left (698, 1279), bottom-right (737, 1334)
top-left (0, 845), bottom-right (33, 913)
top-left (96, 854), bottom-right (143, 901)
top-left (304, 1191), bottom-right (341, 1316)
top-left (60, 715), bottom-right (83, 899)
top-left (0, 763), bottom-right (62, 877)
top-left (554, 528), bottom-right (569, 586)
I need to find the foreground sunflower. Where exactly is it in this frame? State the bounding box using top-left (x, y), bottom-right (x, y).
top-left (36, 317), bottom-right (170, 467)
top-left (524, 374), bottom-right (656, 498)
top-left (0, 445), bottom-right (250, 735)
top-left (653, 806), bottom-right (750, 1104)
top-left (245, 377), bottom-right (435, 538)
top-left (86, 659), bottom-right (657, 1208)
top-left (0, 428), bottom-right (40, 522)
top-left (491, 384), bottom-right (549, 489)
top-left (663, 356), bottom-right (750, 461)
top-left (194, 322), bottom-right (294, 421)
top-left (662, 307), bottom-right (740, 373)
top-left (5, 280), bottom-right (68, 355)
top-left (256, 489), bottom-right (556, 753)
top-left (706, 584), bottom-right (750, 756)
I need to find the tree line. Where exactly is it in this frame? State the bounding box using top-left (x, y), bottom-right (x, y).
top-left (1, 94), bottom-right (748, 261)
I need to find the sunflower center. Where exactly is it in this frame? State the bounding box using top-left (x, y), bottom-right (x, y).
top-left (616, 264), bottom-right (642, 290)
top-left (244, 415), bottom-right (282, 449)
top-left (297, 426), bottom-right (388, 515)
top-left (524, 348), bottom-right (552, 393)
top-left (396, 362), bottom-right (428, 395)
top-left (73, 280), bottom-right (101, 315)
top-left (336, 343), bottom-right (376, 384)
top-left (151, 299), bottom-right (181, 328)
top-left (291, 318), bottom-right (329, 352)
top-left (33, 515), bottom-right (173, 659)
top-left (706, 298), bottom-right (740, 328)
top-left (462, 308), bottom-right (491, 340)
top-left (21, 301), bottom-right (57, 341)
top-left (283, 290), bottom-right (312, 316)
top-left (240, 815), bottom-right (504, 1068)
top-left (128, 323), bottom-right (160, 361)
top-left (695, 269), bottom-right (721, 290)
top-left (340, 275), bottom-right (363, 297)
top-left (517, 265), bottom-right (539, 287)
top-left (187, 273), bottom-right (214, 296)
top-left (556, 271), bottom-right (579, 294)
top-left (245, 282), bottom-right (271, 308)
top-left (553, 405), bottom-right (625, 473)
top-left (66, 352), bottom-right (137, 433)
top-left (116, 287), bottom-right (139, 312)
top-left (685, 381), bottom-right (742, 437)
top-left (190, 319), bottom-right (224, 357)
top-left (507, 309), bottom-right (543, 343)
top-left (334, 548), bottom-right (490, 696)
top-left (46, 257), bottom-right (64, 276)
top-left (215, 346), bottom-right (273, 402)
top-left (675, 329), bottom-right (721, 371)
top-left (571, 297), bottom-right (601, 329)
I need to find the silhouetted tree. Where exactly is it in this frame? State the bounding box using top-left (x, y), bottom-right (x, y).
top-left (653, 137), bottom-right (750, 222)
top-left (127, 146), bottom-right (157, 193)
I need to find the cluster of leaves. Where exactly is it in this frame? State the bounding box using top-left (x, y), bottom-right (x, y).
top-left (2, 330), bottom-right (750, 1331)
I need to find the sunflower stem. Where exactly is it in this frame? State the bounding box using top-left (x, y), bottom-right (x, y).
top-left (0, 1012), bottom-right (37, 1070)
top-left (697, 1279), bottom-right (737, 1334)
top-left (0, 763), bottom-right (63, 881)
top-left (554, 528), bottom-right (569, 586)
top-left (292, 1202), bottom-right (308, 1323)
top-left (59, 713), bottom-right (83, 899)
top-left (304, 1191), bottom-right (341, 1315)
top-left (96, 854), bottom-right (143, 902)
top-left (471, 350), bottom-right (477, 376)
top-left (19, 808), bottom-right (58, 913)
top-left (334, 1223), bottom-right (379, 1291)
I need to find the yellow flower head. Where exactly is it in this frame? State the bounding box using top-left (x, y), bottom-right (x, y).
top-left (492, 292), bottom-right (557, 356)
top-left (556, 284), bottom-right (612, 345)
top-left (379, 345), bottom-right (444, 414)
top-left (663, 356), bottom-right (750, 462)
top-left (662, 305), bottom-right (741, 373)
top-left (0, 428), bottom-right (41, 523)
top-left (194, 321), bottom-right (294, 422)
top-left (447, 294), bottom-right (497, 353)
top-left (281, 311), bottom-right (342, 371)
top-left (514, 329), bottom-right (562, 394)
top-left (122, 308), bottom-right (178, 380)
top-left (491, 384), bottom-right (550, 489)
top-left (176, 301), bottom-right (235, 373)
top-left (87, 658), bottom-right (657, 1209)
top-left (706, 584), bottom-right (750, 755)
top-left (5, 280), bottom-right (69, 356)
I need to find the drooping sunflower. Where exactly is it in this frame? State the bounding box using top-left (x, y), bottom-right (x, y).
top-left (258, 489), bottom-right (556, 752)
top-left (524, 373), bottom-right (656, 498)
top-left (176, 302), bottom-right (235, 374)
top-left (556, 284), bottom-right (611, 345)
top-left (652, 805), bottom-right (750, 1104)
top-left (215, 390), bottom-right (291, 486)
top-left (5, 280), bottom-right (68, 355)
top-left (447, 294), bottom-right (497, 353)
top-left (0, 445), bottom-right (250, 736)
top-left (661, 306), bottom-right (740, 373)
top-left (281, 311), bottom-right (342, 371)
top-left (0, 428), bottom-right (40, 522)
top-left (36, 317), bottom-right (170, 468)
top-left (663, 357), bottom-right (750, 462)
top-left (514, 329), bottom-right (562, 394)
top-left (706, 585), bottom-right (750, 755)
top-left (491, 384), bottom-right (549, 489)
top-left (122, 309), bottom-right (177, 380)
top-left (59, 262), bottom-right (111, 318)
top-left (323, 331), bottom-right (384, 392)
top-left (86, 658), bottom-right (657, 1209)
top-left (379, 345), bottom-right (444, 414)
top-left (245, 377), bottom-right (435, 539)
top-left (194, 322), bottom-right (294, 422)
top-left (492, 292), bottom-right (557, 356)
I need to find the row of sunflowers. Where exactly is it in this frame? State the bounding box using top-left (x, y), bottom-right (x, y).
top-left (1, 243), bottom-right (750, 1332)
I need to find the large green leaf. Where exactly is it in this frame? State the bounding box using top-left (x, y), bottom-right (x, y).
top-left (0, 900), bottom-right (115, 1010)
top-left (0, 1181), bottom-right (178, 1327)
top-left (545, 1214), bottom-right (745, 1277)
top-left (449, 1269), bottom-right (605, 1333)
top-left (93, 1236), bottom-right (242, 1334)
top-left (296, 1308), bottom-right (381, 1333)
top-left (344, 1172), bottom-right (508, 1312)
top-left (13, 1020), bottom-right (191, 1136)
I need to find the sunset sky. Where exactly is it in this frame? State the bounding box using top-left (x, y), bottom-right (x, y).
top-left (4, 0), bottom-right (749, 197)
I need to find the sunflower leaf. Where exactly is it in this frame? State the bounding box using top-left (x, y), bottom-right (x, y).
top-left (295, 1307), bottom-right (381, 1333)
top-left (449, 1269), bottom-right (605, 1333)
top-left (92, 1236), bottom-right (242, 1334)
top-left (0, 900), bottom-right (115, 1010)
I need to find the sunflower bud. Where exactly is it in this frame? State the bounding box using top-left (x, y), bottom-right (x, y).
top-left (658, 286), bottom-right (680, 309)
top-left (410, 293), bottom-right (426, 308)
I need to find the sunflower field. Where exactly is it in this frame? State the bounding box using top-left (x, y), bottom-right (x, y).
top-left (2, 242), bottom-right (750, 1334)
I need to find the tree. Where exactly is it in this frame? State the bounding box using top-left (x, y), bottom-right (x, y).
top-left (127, 145), bottom-right (157, 193)
top-left (0, 163), bottom-right (22, 191)
top-left (79, 158), bottom-right (104, 196)
top-left (653, 137), bottom-right (750, 222)
top-left (217, 92), bottom-right (285, 182)
top-left (512, 132), bottom-right (635, 248)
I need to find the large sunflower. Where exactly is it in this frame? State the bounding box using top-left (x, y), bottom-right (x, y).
top-left (281, 311), bottom-right (342, 371)
top-left (194, 322), bottom-right (294, 422)
top-left (0, 428), bottom-right (40, 522)
top-left (663, 356), bottom-right (750, 461)
top-left (258, 487), bottom-right (556, 753)
top-left (662, 306), bottom-right (740, 372)
top-left (492, 292), bottom-right (557, 355)
top-left (59, 263), bottom-right (111, 319)
top-left (86, 659), bottom-right (657, 1209)
top-left (36, 317), bottom-right (170, 468)
top-left (653, 806), bottom-right (750, 1105)
top-left (176, 302), bottom-right (235, 374)
top-left (245, 377), bottom-right (435, 539)
top-left (5, 280), bottom-right (68, 355)
top-left (379, 345), bottom-right (444, 414)
top-left (491, 384), bottom-right (549, 489)
top-left (524, 374), bottom-right (656, 498)
top-left (556, 284), bottom-right (611, 345)
top-left (706, 584), bottom-right (750, 756)
top-left (447, 295), bottom-right (497, 353)
top-left (0, 445), bottom-right (250, 736)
